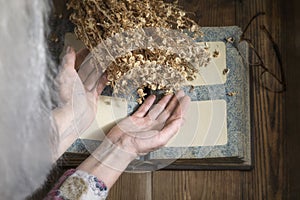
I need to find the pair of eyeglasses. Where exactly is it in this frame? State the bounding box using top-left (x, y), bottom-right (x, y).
top-left (233, 12), bottom-right (286, 93)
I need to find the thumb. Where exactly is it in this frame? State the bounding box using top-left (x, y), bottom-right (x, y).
top-left (96, 72), bottom-right (108, 95)
top-left (62, 46), bottom-right (76, 69)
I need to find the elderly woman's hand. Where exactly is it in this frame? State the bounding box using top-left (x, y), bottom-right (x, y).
top-left (52, 47), bottom-right (107, 160)
top-left (78, 90), bottom-right (190, 188)
top-left (107, 90), bottom-right (190, 156)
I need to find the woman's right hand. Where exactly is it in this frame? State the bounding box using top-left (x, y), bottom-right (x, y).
top-left (78, 90), bottom-right (190, 189)
top-left (106, 90), bottom-right (190, 157)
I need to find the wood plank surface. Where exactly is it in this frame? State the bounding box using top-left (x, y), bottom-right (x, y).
top-left (108, 172), bottom-right (152, 200)
top-left (285, 0), bottom-right (300, 199)
top-left (108, 0), bottom-right (291, 199)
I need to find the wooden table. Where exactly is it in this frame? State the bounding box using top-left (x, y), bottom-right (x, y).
top-left (106, 0), bottom-right (296, 199)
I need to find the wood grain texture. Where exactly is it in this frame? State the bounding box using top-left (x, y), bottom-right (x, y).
top-left (285, 0), bottom-right (300, 199)
top-left (153, 171), bottom-right (242, 200)
top-left (107, 172), bottom-right (152, 200)
top-left (236, 0), bottom-right (287, 199)
top-left (108, 0), bottom-right (289, 199)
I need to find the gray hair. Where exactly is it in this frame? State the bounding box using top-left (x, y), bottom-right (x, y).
top-left (0, 0), bottom-right (56, 199)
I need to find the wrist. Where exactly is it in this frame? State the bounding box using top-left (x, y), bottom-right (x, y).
top-left (77, 138), bottom-right (137, 188)
top-left (92, 138), bottom-right (137, 170)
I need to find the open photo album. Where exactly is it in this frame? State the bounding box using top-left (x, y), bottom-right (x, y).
top-left (61, 26), bottom-right (252, 170)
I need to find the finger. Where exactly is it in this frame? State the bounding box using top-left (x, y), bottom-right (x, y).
top-left (166, 95), bottom-right (191, 124)
top-left (156, 118), bottom-right (182, 147)
top-left (147, 94), bottom-right (173, 120)
top-left (96, 72), bottom-right (108, 95)
top-left (132, 95), bottom-right (156, 118)
top-left (75, 48), bottom-right (90, 71)
top-left (83, 68), bottom-right (103, 91)
top-left (78, 53), bottom-right (99, 83)
top-left (156, 90), bottom-right (185, 122)
top-left (78, 52), bottom-right (106, 91)
top-left (62, 46), bottom-right (76, 69)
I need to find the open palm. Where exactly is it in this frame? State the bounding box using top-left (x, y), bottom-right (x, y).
top-left (106, 90), bottom-right (190, 156)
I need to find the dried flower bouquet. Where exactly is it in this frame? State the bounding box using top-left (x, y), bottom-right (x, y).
top-left (68, 0), bottom-right (211, 103)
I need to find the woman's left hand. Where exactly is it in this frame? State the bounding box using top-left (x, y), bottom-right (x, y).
top-left (52, 47), bottom-right (107, 159)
